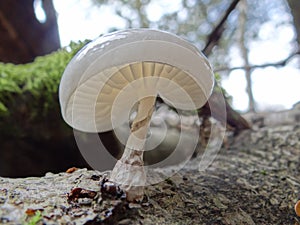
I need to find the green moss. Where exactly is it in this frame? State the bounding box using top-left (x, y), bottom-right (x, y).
top-left (0, 40), bottom-right (89, 116)
top-left (0, 40), bottom-right (89, 138)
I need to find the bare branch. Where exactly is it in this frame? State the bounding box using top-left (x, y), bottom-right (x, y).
top-left (202, 0), bottom-right (240, 56)
top-left (215, 50), bottom-right (300, 72)
top-left (200, 0), bottom-right (252, 131)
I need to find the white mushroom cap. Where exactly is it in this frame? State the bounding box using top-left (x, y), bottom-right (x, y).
top-left (59, 29), bottom-right (214, 133)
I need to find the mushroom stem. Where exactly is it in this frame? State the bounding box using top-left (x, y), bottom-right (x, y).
top-left (110, 96), bottom-right (156, 201)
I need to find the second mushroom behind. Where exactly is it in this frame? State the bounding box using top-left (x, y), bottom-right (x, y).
top-left (59, 29), bottom-right (215, 202)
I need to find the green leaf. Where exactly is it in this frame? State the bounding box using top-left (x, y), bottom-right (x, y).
top-left (25, 210), bottom-right (42, 225)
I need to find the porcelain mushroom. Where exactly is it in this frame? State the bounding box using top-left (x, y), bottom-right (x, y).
top-left (59, 29), bottom-right (214, 202)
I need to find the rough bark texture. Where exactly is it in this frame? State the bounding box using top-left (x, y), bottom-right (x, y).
top-left (0, 107), bottom-right (299, 224)
top-left (0, 0), bottom-right (60, 63)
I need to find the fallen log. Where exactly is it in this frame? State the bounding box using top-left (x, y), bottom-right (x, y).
top-left (1, 113), bottom-right (299, 224)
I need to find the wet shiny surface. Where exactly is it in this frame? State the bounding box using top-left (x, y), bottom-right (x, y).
top-left (59, 29), bottom-right (214, 132)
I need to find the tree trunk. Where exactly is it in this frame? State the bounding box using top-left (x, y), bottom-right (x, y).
top-left (0, 0), bottom-right (60, 64)
top-left (287, 0), bottom-right (300, 47)
top-left (238, 0), bottom-right (255, 112)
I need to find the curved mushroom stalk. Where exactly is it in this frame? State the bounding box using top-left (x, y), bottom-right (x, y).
top-left (110, 96), bottom-right (156, 202)
top-left (59, 29), bottom-right (215, 203)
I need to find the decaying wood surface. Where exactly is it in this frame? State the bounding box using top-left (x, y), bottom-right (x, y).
top-left (0, 109), bottom-right (300, 224)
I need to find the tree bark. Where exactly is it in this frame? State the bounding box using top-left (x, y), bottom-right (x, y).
top-left (287, 0), bottom-right (300, 47)
top-left (1, 107), bottom-right (299, 224)
top-left (0, 0), bottom-right (60, 64)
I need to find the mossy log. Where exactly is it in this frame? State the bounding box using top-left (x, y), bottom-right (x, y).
top-left (0, 41), bottom-right (90, 177)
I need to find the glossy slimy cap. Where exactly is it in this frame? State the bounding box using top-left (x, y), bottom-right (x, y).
top-left (59, 29), bottom-right (214, 132)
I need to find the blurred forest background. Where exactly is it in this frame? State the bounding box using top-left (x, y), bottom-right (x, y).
top-left (0, 0), bottom-right (299, 177)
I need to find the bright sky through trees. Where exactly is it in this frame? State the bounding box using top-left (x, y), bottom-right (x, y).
top-left (50, 0), bottom-right (300, 112)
